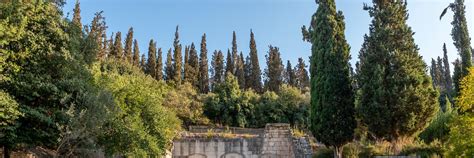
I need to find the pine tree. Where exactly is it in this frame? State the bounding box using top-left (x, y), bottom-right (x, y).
top-left (124, 27), bottom-right (134, 63)
top-left (235, 52), bottom-right (245, 89)
top-left (357, 0), bottom-right (438, 148)
top-left (307, 1), bottom-right (356, 156)
top-left (72, 0), bottom-right (82, 30)
top-left (165, 48), bottom-right (174, 81)
top-left (156, 48), bottom-right (163, 80)
top-left (133, 39), bottom-right (140, 66)
top-left (295, 58), bottom-right (310, 91)
top-left (264, 45), bottom-right (284, 92)
top-left (249, 30), bottom-right (263, 93)
top-left (199, 34), bottom-right (210, 93)
top-left (211, 50), bottom-right (225, 90)
top-left (146, 39), bottom-right (157, 78)
top-left (111, 31), bottom-right (123, 60)
top-left (284, 60), bottom-right (296, 87)
top-left (441, 0), bottom-right (472, 95)
top-left (225, 49), bottom-right (234, 77)
top-left (173, 26), bottom-right (183, 84)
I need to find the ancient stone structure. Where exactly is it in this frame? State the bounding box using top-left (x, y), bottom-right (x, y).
top-left (171, 123), bottom-right (312, 158)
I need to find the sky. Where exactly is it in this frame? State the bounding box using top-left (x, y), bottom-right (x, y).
top-left (62, 0), bottom-right (473, 71)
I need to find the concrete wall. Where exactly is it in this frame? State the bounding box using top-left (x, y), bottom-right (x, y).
top-left (172, 123), bottom-right (312, 158)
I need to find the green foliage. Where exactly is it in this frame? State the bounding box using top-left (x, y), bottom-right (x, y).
top-left (164, 82), bottom-right (209, 127)
top-left (357, 1), bottom-right (438, 143)
top-left (172, 26), bottom-right (183, 84)
top-left (264, 46), bottom-right (284, 92)
top-left (198, 34), bottom-right (210, 93)
top-left (211, 50), bottom-right (225, 89)
top-left (248, 30), bottom-right (263, 93)
top-left (419, 96), bottom-right (456, 143)
top-left (0, 90), bottom-right (22, 126)
top-left (93, 61), bottom-right (181, 156)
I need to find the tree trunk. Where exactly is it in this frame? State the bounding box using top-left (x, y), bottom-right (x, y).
top-left (334, 146), bottom-right (343, 158)
top-left (4, 146), bottom-right (10, 158)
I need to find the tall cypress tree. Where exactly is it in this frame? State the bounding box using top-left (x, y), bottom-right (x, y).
top-left (72, 0), bottom-right (82, 30)
top-left (443, 43), bottom-right (453, 93)
top-left (235, 52), bottom-right (246, 89)
top-left (146, 39), bottom-right (157, 78)
top-left (199, 34), bottom-right (210, 93)
top-left (173, 26), bottom-right (183, 84)
top-left (249, 30), bottom-right (263, 93)
top-left (225, 49), bottom-right (234, 77)
top-left (264, 46), bottom-right (284, 92)
top-left (453, 59), bottom-right (462, 96)
top-left (284, 60), bottom-right (295, 87)
top-left (306, 1), bottom-right (356, 156)
top-left (107, 32), bottom-right (114, 59)
top-left (156, 48), bottom-right (163, 80)
top-left (133, 39), bottom-right (140, 66)
top-left (441, 0), bottom-right (472, 95)
top-left (111, 31), bottom-right (123, 60)
top-left (211, 50), bottom-right (225, 90)
top-left (357, 0), bottom-right (438, 149)
top-left (185, 43), bottom-right (199, 87)
top-left (124, 27), bottom-right (134, 63)
top-left (232, 31), bottom-right (238, 73)
top-left (244, 55), bottom-right (252, 90)
top-left (295, 58), bottom-right (309, 91)
top-left (183, 45), bottom-right (190, 81)
top-left (165, 48), bottom-right (174, 81)
top-left (140, 54), bottom-right (146, 72)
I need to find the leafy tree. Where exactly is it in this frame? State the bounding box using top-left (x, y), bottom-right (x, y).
top-left (133, 39), bottom-right (140, 66)
top-left (211, 50), bottom-right (225, 89)
top-left (249, 30), bottom-right (263, 93)
top-left (172, 26), bottom-right (183, 84)
top-left (199, 34), bottom-right (210, 93)
top-left (446, 68), bottom-right (474, 156)
top-left (94, 62), bottom-right (180, 156)
top-left (208, 73), bottom-right (245, 127)
top-left (419, 96), bottom-right (455, 143)
top-left (357, 0), bottom-right (438, 151)
top-left (295, 58), bottom-right (310, 92)
top-left (264, 45), bottom-right (284, 92)
top-left (164, 83), bottom-right (209, 127)
top-left (441, 0), bottom-right (472, 96)
top-left (305, 0), bottom-right (356, 157)
top-left (145, 39), bottom-right (157, 78)
top-left (156, 48), bottom-right (163, 80)
top-left (124, 27), bottom-right (134, 63)
top-left (0, 90), bottom-right (22, 127)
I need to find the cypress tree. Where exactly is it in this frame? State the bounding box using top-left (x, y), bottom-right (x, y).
top-left (173, 26), bottom-right (183, 84)
top-left (185, 43), bottom-right (199, 87)
top-left (199, 34), bottom-right (210, 93)
top-left (284, 60), bottom-right (296, 87)
top-left (72, 0), bottom-right (82, 30)
top-left (140, 54), bottom-right (146, 72)
top-left (357, 0), bottom-right (438, 149)
top-left (133, 39), bottom-right (140, 66)
top-left (430, 59), bottom-right (440, 88)
top-left (244, 55), bottom-right (252, 90)
top-left (307, 1), bottom-right (356, 156)
top-left (111, 31), bottom-right (123, 60)
top-left (211, 50), bottom-right (225, 90)
top-left (295, 58), bottom-right (310, 91)
top-left (107, 32), bottom-right (114, 59)
top-left (443, 43), bottom-right (453, 93)
top-left (124, 27), bottom-right (134, 63)
top-left (232, 31), bottom-right (238, 73)
top-left (249, 30), bottom-right (263, 93)
top-left (184, 45), bottom-right (190, 81)
top-left (264, 46), bottom-right (284, 92)
top-left (165, 48), bottom-right (174, 81)
top-left (88, 12), bottom-right (106, 61)
top-left (225, 49), bottom-right (234, 77)
top-left (146, 39), bottom-right (157, 78)
top-left (156, 48), bottom-right (163, 80)
top-left (235, 52), bottom-right (246, 89)
top-left (453, 59), bottom-right (462, 96)
top-left (441, 0), bottom-right (472, 95)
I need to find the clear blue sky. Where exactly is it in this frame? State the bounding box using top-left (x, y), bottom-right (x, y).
top-left (62, 0), bottom-right (473, 71)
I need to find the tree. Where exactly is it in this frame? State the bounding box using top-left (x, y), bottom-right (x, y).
top-left (88, 12), bottom-right (107, 61)
top-left (111, 31), bottom-right (123, 60)
top-left (72, 0), bottom-right (82, 30)
top-left (199, 34), bottom-right (210, 93)
top-left (145, 39), bottom-right (157, 78)
top-left (295, 58), bottom-right (310, 91)
top-left (244, 56), bottom-right (252, 90)
top-left (163, 83), bottom-right (209, 127)
top-left (225, 49), bottom-right (234, 77)
top-left (165, 48), bottom-right (173, 81)
top-left (124, 27), bottom-right (134, 63)
top-left (183, 45), bottom-right (190, 81)
top-left (442, 43), bottom-right (453, 93)
top-left (441, 0), bottom-right (472, 96)
top-left (211, 50), bottom-right (225, 90)
top-left (140, 54), bottom-right (146, 71)
top-left (264, 45), bottom-right (284, 92)
top-left (133, 39), bottom-right (140, 66)
top-left (173, 26), bottom-right (183, 84)
top-left (305, 0), bottom-right (356, 157)
top-left (357, 0), bottom-right (438, 151)
top-left (156, 48), bottom-right (163, 80)
top-left (184, 43), bottom-right (199, 87)
top-left (232, 31), bottom-right (238, 73)
top-left (235, 52), bottom-right (246, 89)
top-left (284, 60), bottom-right (296, 87)
top-left (249, 30), bottom-right (263, 93)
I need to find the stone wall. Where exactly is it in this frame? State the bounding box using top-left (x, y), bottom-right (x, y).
top-left (171, 123), bottom-right (312, 158)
